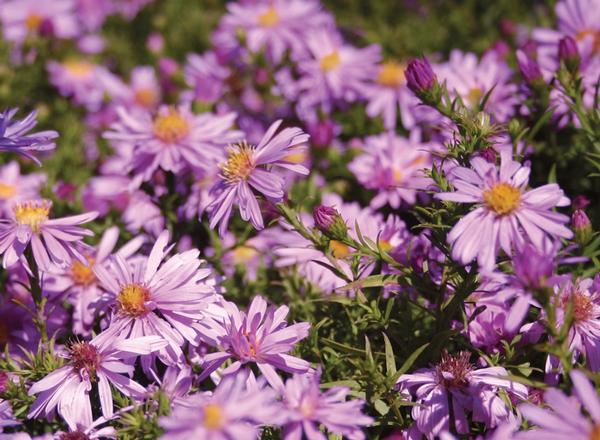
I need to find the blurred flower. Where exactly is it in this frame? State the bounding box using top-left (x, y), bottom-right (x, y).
top-left (207, 119), bottom-right (309, 235)
top-left (436, 150), bottom-right (572, 271)
top-left (559, 35), bottom-right (581, 71)
top-left (159, 370), bottom-right (279, 440)
top-left (28, 335), bottom-right (167, 427)
top-left (184, 52), bottom-right (229, 103)
top-left (0, 199), bottom-right (97, 271)
top-left (198, 295), bottom-right (311, 389)
top-left (0, 161), bottom-right (46, 216)
top-left (47, 60), bottom-right (110, 110)
top-left (0, 108), bottom-right (58, 164)
top-left (516, 50), bottom-right (544, 85)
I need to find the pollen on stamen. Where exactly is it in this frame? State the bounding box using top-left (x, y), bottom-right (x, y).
top-left (483, 182), bottom-right (521, 215)
top-left (436, 350), bottom-right (473, 388)
top-left (220, 141), bottom-right (256, 183)
top-left (13, 200), bottom-right (51, 232)
top-left (117, 283), bottom-right (151, 317)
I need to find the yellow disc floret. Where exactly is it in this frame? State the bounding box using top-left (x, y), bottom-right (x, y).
top-left (221, 141), bottom-right (255, 183)
top-left (0, 183), bottom-right (16, 199)
top-left (117, 283), bottom-right (151, 317)
top-left (13, 200), bottom-right (51, 232)
top-left (153, 108), bottom-right (190, 143)
top-left (202, 404), bottom-right (225, 430)
top-left (320, 52), bottom-right (341, 72)
top-left (377, 61), bottom-right (406, 88)
top-left (483, 183), bottom-right (521, 215)
top-left (258, 7), bottom-right (279, 27)
top-left (70, 257), bottom-right (96, 287)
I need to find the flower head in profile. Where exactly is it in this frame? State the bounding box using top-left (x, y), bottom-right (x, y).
top-left (349, 132), bottom-right (433, 209)
top-left (282, 369), bottom-right (373, 440)
top-left (159, 369), bottom-right (279, 440)
top-left (436, 150), bottom-right (572, 271)
top-left (28, 334), bottom-right (167, 428)
top-left (207, 119), bottom-right (309, 235)
top-left (0, 199), bottom-right (97, 271)
top-left (0, 108), bottom-right (58, 164)
top-left (198, 295), bottom-right (311, 388)
top-left (397, 350), bottom-right (528, 439)
top-left (104, 104), bottom-right (242, 180)
top-left (93, 230), bottom-right (219, 367)
top-left (513, 370), bottom-right (600, 439)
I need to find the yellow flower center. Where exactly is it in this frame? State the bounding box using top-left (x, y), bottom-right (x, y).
top-left (117, 283), bottom-right (150, 317)
top-left (258, 7), bottom-right (279, 27)
top-left (0, 183), bottom-right (16, 199)
top-left (330, 240), bottom-right (350, 258)
top-left (64, 60), bottom-right (94, 78)
top-left (483, 183), bottom-right (521, 215)
top-left (467, 87), bottom-right (483, 106)
top-left (70, 257), bottom-right (96, 287)
top-left (320, 51), bottom-right (341, 72)
top-left (377, 61), bottom-right (406, 88)
top-left (576, 29), bottom-right (600, 54)
top-left (232, 245), bottom-right (258, 264)
top-left (13, 200), bottom-right (51, 232)
top-left (392, 168), bottom-right (403, 183)
top-left (378, 239), bottom-right (393, 252)
top-left (590, 424), bottom-right (600, 440)
top-left (134, 88), bottom-right (158, 108)
top-left (153, 109), bottom-right (190, 143)
top-left (25, 13), bottom-right (43, 31)
top-left (220, 141), bottom-right (255, 183)
top-left (203, 404), bottom-right (224, 430)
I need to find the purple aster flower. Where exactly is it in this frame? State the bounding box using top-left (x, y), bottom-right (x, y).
top-left (0, 161), bottom-right (46, 216)
top-left (73, 0), bottom-right (114, 32)
top-left (46, 226), bottom-right (145, 336)
top-left (207, 119), bottom-right (309, 235)
top-left (281, 370), bottom-right (373, 440)
top-left (348, 132), bottom-right (434, 209)
top-left (0, 199), bottom-right (98, 271)
top-left (435, 50), bottom-right (520, 122)
top-left (93, 230), bottom-right (220, 367)
top-left (184, 51), bottom-right (230, 103)
top-left (27, 334), bottom-right (167, 427)
top-left (159, 369), bottom-right (279, 440)
top-left (47, 60), bottom-right (111, 111)
top-left (514, 370), bottom-right (600, 439)
top-left (102, 66), bottom-right (161, 112)
top-left (290, 28), bottom-right (380, 118)
top-left (198, 295), bottom-right (311, 389)
top-left (435, 150), bottom-right (572, 271)
top-left (0, 399), bottom-right (20, 432)
top-left (104, 104), bottom-right (242, 180)
top-left (0, 108), bottom-right (58, 164)
top-left (397, 350), bottom-right (528, 439)
top-left (221, 0), bottom-right (333, 63)
top-left (0, 0), bottom-right (79, 44)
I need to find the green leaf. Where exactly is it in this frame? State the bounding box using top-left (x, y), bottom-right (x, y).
top-left (336, 274), bottom-right (405, 291)
top-left (383, 333), bottom-right (397, 376)
top-left (391, 342), bottom-right (430, 383)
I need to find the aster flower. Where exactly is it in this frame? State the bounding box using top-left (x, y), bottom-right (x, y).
top-left (0, 400), bottom-right (20, 432)
top-left (435, 50), bottom-right (520, 122)
top-left (102, 66), bottom-right (161, 111)
top-left (0, 0), bottom-right (79, 44)
top-left (281, 370), bottom-right (373, 440)
top-left (397, 350), bottom-right (528, 439)
top-left (514, 370), bottom-right (600, 439)
top-left (159, 369), bottom-right (279, 440)
top-left (435, 150), bottom-right (572, 271)
top-left (93, 230), bottom-right (220, 367)
top-left (104, 104), bottom-right (242, 180)
top-left (198, 295), bottom-right (311, 388)
top-left (207, 119), bottom-right (309, 235)
top-left (0, 108), bottom-right (58, 164)
top-left (28, 334), bottom-right (167, 426)
top-left (46, 226), bottom-right (145, 336)
top-left (0, 161), bottom-right (46, 216)
top-left (0, 199), bottom-right (98, 271)
top-left (222, 0), bottom-right (333, 63)
top-left (47, 60), bottom-right (111, 111)
top-left (348, 132), bottom-right (434, 209)
top-left (290, 28), bottom-right (381, 118)
top-left (184, 51), bottom-right (230, 104)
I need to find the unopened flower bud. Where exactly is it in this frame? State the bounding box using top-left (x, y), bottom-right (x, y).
top-left (516, 50), bottom-right (543, 85)
top-left (313, 205), bottom-right (347, 241)
top-left (405, 57), bottom-right (437, 95)
top-left (572, 209), bottom-right (592, 245)
top-left (559, 36), bottom-right (580, 73)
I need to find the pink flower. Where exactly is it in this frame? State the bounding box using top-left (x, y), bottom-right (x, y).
top-left (198, 295), bottom-right (311, 389)
top-left (0, 199), bottom-right (98, 271)
top-left (93, 230), bottom-right (220, 367)
top-left (207, 119), bottom-right (309, 235)
top-left (435, 150), bottom-right (572, 271)
top-left (28, 334), bottom-right (167, 427)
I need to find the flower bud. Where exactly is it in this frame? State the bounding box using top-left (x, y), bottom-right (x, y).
top-left (313, 205), bottom-right (347, 241)
top-left (559, 36), bottom-right (580, 73)
top-left (572, 209), bottom-right (592, 245)
top-left (516, 50), bottom-right (543, 85)
top-left (405, 57), bottom-right (437, 95)
top-left (512, 243), bottom-right (554, 290)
